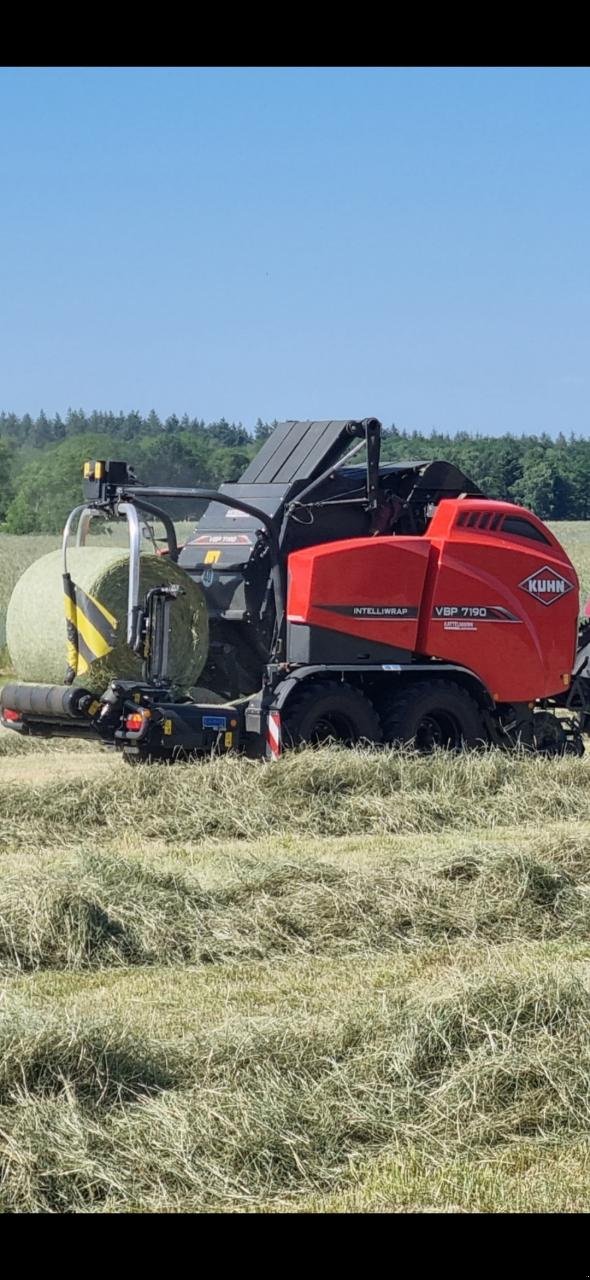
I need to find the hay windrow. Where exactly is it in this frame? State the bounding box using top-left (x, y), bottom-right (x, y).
top-left (2, 841), bottom-right (590, 974)
top-left (1, 745), bottom-right (589, 844)
top-left (2, 966), bottom-right (590, 1211)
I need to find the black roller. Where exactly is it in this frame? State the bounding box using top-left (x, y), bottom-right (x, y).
top-left (1, 683), bottom-right (94, 719)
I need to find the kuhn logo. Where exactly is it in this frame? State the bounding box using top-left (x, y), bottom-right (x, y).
top-left (519, 565), bottom-right (574, 606)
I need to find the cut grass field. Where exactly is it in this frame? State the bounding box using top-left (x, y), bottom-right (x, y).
top-left (2, 521), bottom-right (590, 1213)
top-left (3, 743), bottom-right (590, 1212)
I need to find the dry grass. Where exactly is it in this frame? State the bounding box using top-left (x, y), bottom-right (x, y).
top-left (2, 762), bottom-right (590, 1211)
top-left (1, 831), bottom-right (590, 975)
top-left (2, 744), bottom-right (590, 845)
top-left (0, 521), bottom-right (590, 1212)
top-left (2, 957), bottom-right (590, 1211)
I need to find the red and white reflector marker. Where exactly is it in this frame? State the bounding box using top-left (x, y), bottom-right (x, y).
top-left (266, 710), bottom-right (282, 761)
top-left (2, 708), bottom-right (21, 723)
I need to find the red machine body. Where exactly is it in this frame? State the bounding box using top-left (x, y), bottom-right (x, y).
top-left (287, 498), bottom-right (579, 703)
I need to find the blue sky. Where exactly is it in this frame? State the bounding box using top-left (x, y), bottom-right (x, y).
top-left (0, 67), bottom-right (588, 435)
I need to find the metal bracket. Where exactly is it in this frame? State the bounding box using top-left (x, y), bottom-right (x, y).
top-left (117, 501), bottom-right (142, 645)
top-left (140, 585), bottom-right (185, 685)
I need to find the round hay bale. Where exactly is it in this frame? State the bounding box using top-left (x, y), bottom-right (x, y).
top-left (7, 547), bottom-right (208, 693)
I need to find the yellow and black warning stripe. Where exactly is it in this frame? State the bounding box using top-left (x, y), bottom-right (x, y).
top-left (63, 573), bottom-right (118, 684)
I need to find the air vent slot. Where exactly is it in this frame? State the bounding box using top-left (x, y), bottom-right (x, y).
top-left (456, 508), bottom-right (494, 530)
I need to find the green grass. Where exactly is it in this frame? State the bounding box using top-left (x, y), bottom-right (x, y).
top-left (1, 521), bottom-right (590, 1212)
top-left (550, 520), bottom-right (590, 603)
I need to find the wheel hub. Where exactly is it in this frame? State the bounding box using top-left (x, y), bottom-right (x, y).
top-left (416, 711), bottom-right (461, 752)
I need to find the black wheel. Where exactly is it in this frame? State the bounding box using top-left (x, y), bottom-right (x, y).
top-left (282, 680), bottom-right (383, 747)
top-left (531, 711), bottom-right (568, 756)
top-left (380, 679), bottom-right (487, 752)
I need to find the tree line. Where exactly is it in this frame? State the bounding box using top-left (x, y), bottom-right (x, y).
top-left (0, 409), bottom-right (588, 533)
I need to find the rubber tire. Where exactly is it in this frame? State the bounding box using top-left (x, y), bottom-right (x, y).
top-left (281, 679), bottom-right (383, 748)
top-left (531, 711), bottom-right (568, 756)
top-left (380, 679), bottom-right (486, 751)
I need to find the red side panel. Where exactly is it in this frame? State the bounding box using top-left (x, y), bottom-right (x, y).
top-left (287, 537), bottom-right (431, 652)
top-left (419, 500), bottom-right (579, 701)
top-left (286, 499), bottom-right (579, 704)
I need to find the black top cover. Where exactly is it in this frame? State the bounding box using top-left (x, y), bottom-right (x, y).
top-left (238, 420), bottom-right (360, 486)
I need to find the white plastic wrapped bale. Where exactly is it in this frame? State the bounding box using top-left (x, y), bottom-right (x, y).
top-left (7, 547), bottom-right (209, 694)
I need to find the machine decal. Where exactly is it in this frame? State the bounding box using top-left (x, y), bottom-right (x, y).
top-left (433, 605), bottom-right (521, 622)
top-left (519, 566), bottom-right (575, 606)
top-left (190, 533), bottom-right (253, 546)
top-left (318, 604), bottom-right (419, 619)
top-left (202, 715), bottom-right (228, 730)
